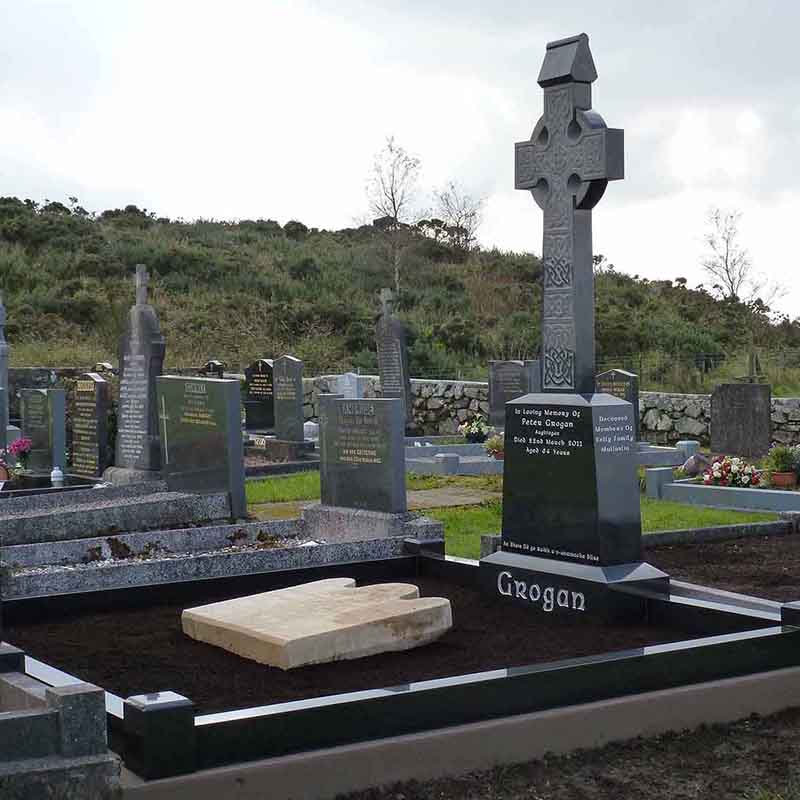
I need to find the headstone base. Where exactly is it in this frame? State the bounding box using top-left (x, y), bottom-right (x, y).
top-left (102, 466), bottom-right (163, 486)
top-left (479, 550), bottom-right (669, 623)
top-left (301, 503), bottom-right (444, 543)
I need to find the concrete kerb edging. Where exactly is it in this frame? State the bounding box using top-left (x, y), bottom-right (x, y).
top-left (119, 666), bottom-right (800, 800)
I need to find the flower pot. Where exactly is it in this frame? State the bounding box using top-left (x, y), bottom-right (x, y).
top-left (493, 453), bottom-right (504, 461)
top-left (465, 433), bottom-right (487, 444)
top-left (0, 465), bottom-right (9, 481)
top-left (771, 471), bottom-right (797, 489)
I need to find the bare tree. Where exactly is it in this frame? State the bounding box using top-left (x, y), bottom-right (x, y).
top-left (366, 137), bottom-right (421, 293)
top-left (701, 208), bottom-right (752, 300)
top-left (701, 207), bottom-right (785, 312)
top-left (432, 181), bottom-right (484, 255)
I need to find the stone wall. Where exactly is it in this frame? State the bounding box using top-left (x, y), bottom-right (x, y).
top-left (302, 375), bottom-right (489, 436)
top-left (12, 368), bottom-right (800, 444)
top-left (640, 392), bottom-right (800, 446)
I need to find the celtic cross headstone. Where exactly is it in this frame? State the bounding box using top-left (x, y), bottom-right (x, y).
top-left (480, 34), bottom-right (668, 622)
top-left (514, 33), bottom-right (623, 393)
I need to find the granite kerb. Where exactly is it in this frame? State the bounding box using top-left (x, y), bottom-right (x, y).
top-left (3, 536), bottom-right (425, 600)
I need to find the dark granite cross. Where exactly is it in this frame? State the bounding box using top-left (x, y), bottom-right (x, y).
top-left (135, 264), bottom-right (149, 306)
top-left (515, 33), bottom-right (624, 394)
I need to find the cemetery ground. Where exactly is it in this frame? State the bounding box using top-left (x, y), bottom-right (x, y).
top-left (245, 473), bottom-right (778, 558)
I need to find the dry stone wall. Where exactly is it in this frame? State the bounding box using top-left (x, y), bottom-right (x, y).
top-left (12, 368), bottom-right (800, 445)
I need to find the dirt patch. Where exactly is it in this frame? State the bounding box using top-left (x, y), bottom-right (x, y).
top-left (338, 708), bottom-right (800, 800)
top-left (5, 577), bottom-right (696, 714)
top-left (645, 533), bottom-right (800, 602)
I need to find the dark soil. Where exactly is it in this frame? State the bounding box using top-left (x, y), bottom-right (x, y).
top-left (339, 708), bottom-right (800, 800)
top-left (645, 533), bottom-right (800, 602)
top-left (4, 577), bottom-right (696, 714)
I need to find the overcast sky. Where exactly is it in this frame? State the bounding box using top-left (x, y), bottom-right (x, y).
top-left (1, 1), bottom-right (798, 314)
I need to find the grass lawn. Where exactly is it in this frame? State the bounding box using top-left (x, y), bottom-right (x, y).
top-left (246, 472), bottom-right (502, 504)
top-left (427, 499), bottom-right (778, 560)
top-left (246, 473), bottom-right (777, 560)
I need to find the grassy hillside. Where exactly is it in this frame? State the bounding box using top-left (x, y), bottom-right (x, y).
top-left (2, 197), bottom-right (798, 387)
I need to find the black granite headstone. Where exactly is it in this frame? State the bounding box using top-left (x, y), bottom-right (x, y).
top-left (243, 359), bottom-right (274, 431)
top-left (114, 265), bottom-right (166, 475)
top-left (596, 369), bottom-right (640, 440)
top-left (375, 289), bottom-right (413, 426)
top-left (320, 396), bottom-right (406, 513)
top-left (0, 292), bottom-right (8, 441)
top-left (71, 373), bottom-right (111, 478)
top-left (20, 388), bottom-right (66, 473)
top-left (157, 376), bottom-right (246, 518)
top-left (273, 355), bottom-right (304, 442)
top-left (488, 360), bottom-right (541, 428)
top-left (711, 383), bottom-right (771, 458)
top-left (479, 34), bottom-right (668, 621)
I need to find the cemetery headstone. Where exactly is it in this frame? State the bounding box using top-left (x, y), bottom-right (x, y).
top-left (595, 368), bottom-right (640, 440)
top-left (243, 359), bottom-right (274, 431)
top-left (273, 355), bottom-right (304, 442)
top-left (488, 360), bottom-right (541, 428)
top-left (375, 288), bottom-right (413, 426)
top-left (336, 371), bottom-right (368, 400)
top-left (71, 373), bottom-right (111, 478)
top-left (156, 376), bottom-right (246, 518)
top-left (109, 265), bottom-right (166, 481)
top-left (711, 383), bottom-right (771, 458)
top-left (320, 395), bottom-right (406, 513)
top-left (479, 33), bottom-right (667, 621)
top-left (200, 359), bottom-right (226, 379)
top-left (20, 388), bottom-right (66, 473)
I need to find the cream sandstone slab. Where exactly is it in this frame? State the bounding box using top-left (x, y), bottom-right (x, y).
top-left (181, 578), bottom-right (453, 670)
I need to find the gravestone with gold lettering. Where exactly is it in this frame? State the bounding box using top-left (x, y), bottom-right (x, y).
top-left (71, 373), bottom-right (111, 478)
top-left (156, 376), bottom-right (246, 518)
top-left (243, 358), bottom-right (274, 431)
top-left (479, 34), bottom-right (668, 621)
top-left (105, 265), bottom-right (166, 483)
top-left (20, 388), bottom-right (66, 473)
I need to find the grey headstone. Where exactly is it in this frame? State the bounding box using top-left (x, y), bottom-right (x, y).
top-left (515, 33), bottom-right (623, 393)
top-left (375, 289), bottom-right (413, 426)
top-left (488, 360), bottom-right (540, 428)
top-left (156, 376), bottom-right (246, 518)
top-left (336, 371), bottom-right (368, 400)
top-left (20, 388), bottom-right (66, 473)
top-left (115, 265), bottom-right (166, 472)
top-left (71, 373), bottom-right (111, 478)
top-left (0, 388), bottom-right (5, 454)
top-left (273, 355), bottom-right (304, 442)
top-left (596, 369), bottom-right (640, 439)
top-left (711, 383), bottom-right (771, 458)
top-left (320, 396), bottom-right (406, 513)
top-left (243, 358), bottom-right (274, 431)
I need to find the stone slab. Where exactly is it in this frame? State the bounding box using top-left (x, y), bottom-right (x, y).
top-left (182, 578), bottom-right (453, 669)
top-left (301, 503), bottom-right (444, 541)
top-left (711, 383), bottom-right (771, 458)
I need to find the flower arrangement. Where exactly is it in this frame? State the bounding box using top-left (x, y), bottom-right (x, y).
top-left (8, 438), bottom-right (32, 469)
top-left (458, 416), bottom-right (491, 443)
top-left (484, 434), bottom-right (504, 459)
top-left (0, 451), bottom-right (26, 483)
top-left (764, 444), bottom-right (800, 488)
top-left (702, 456), bottom-right (760, 488)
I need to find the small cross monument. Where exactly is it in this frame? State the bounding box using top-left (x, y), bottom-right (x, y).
top-left (480, 34), bottom-right (668, 623)
top-left (515, 33), bottom-right (623, 394)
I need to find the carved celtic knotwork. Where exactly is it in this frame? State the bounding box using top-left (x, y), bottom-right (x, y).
top-left (543, 323), bottom-right (575, 389)
top-left (543, 234), bottom-right (571, 287)
top-left (543, 291), bottom-right (573, 319)
top-left (545, 89), bottom-right (571, 124)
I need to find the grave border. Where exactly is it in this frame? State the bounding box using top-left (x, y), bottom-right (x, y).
top-left (5, 552), bottom-right (800, 780)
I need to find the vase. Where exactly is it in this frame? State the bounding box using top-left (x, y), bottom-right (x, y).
top-left (493, 453), bottom-right (504, 461)
top-left (771, 471), bottom-right (797, 489)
